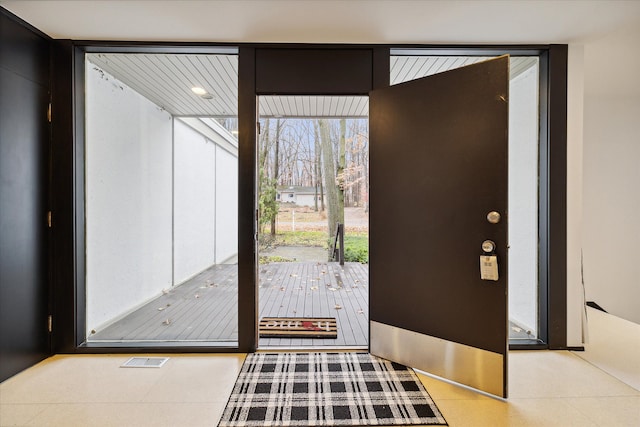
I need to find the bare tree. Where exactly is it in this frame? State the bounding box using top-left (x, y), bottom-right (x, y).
top-left (314, 121), bottom-right (325, 212)
top-left (337, 118), bottom-right (346, 225)
top-left (270, 119), bottom-right (282, 236)
top-left (318, 119), bottom-right (340, 240)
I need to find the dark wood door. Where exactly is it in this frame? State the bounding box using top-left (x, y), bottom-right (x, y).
top-left (369, 56), bottom-right (509, 397)
top-left (0, 10), bottom-right (51, 382)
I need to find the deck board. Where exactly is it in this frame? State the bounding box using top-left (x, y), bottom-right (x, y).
top-left (89, 262), bottom-right (370, 347)
top-left (258, 262), bottom-right (369, 347)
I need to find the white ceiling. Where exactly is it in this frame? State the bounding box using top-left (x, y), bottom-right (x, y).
top-left (87, 53), bottom-right (538, 117)
top-left (2, 1), bottom-right (640, 44)
top-left (87, 53), bottom-right (239, 117)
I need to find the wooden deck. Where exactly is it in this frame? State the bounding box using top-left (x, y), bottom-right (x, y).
top-left (89, 262), bottom-right (369, 348)
top-left (258, 262), bottom-right (368, 348)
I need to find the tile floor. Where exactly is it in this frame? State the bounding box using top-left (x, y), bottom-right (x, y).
top-left (1, 350), bottom-right (638, 426)
top-left (2, 307), bottom-right (639, 427)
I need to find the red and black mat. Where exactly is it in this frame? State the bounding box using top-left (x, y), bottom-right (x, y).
top-left (259, 317), bottom-right (337, 339)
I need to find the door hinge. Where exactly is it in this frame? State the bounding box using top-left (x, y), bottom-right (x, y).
top-left (48, 315), bottom-right (53, 333)
top-left (47, 103), bottom-right (52, 123)
top-left (47, 211), bottom-right (52, 228)
top-left (257, 121), bottom-right (261, 134)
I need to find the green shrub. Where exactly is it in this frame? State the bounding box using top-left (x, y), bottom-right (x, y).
top-left (278, 231), bottom-right (327, 247)
top-left (343, 235), bottom-right (369, 263)
top-left (259, 230), bottom-right (369, 263)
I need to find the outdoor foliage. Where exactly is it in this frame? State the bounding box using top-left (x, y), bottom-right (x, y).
top-left (259, 255), bottom-right (295, 264)
top-left (344, 235), bottom-right (369, 263)
top-left (267, 231), bottom-right (328, 249)
top-left (257, 116), bottom-right (369, 264)
top-left (258, 172), bottom-right (278, 233)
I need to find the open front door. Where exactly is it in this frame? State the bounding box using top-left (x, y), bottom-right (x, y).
top-left (369, 56), bottom-right (509, 398)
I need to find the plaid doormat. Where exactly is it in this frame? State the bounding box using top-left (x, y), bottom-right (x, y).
top-left (218, 352), bottom-right (447, 426)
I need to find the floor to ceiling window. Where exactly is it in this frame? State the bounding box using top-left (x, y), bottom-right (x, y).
top-left (83, 52), bottom-right (239, 346)
top-left (66, 45), bottom-right (564, 352)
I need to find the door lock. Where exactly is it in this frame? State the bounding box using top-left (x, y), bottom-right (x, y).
top-left (480, 240), bottom-right (499, 281)
top-left (487, 211), bottom-right (501, 224)
top-left (481, 240), bottom-right (496, 253)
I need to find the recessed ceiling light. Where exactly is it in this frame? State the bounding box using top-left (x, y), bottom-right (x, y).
top-left (191, 87), bottom-right (207, 96)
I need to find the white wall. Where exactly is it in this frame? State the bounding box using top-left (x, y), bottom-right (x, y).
top-left (215, 147), bottom-right (239, 262)
top-left (295, 194), bottom-right (318, 208)
top-left (173, 120), bottom-right (217, 283)
top-left (85, 62), bottom-right (173, 333)
top-left (174, 119), bottom-right (239, 281)
top-left (582, 21), bottom-right (640, 324)
top-left (508, 64), bottom-right (539, 335)
top-left (567, 44), bottom-right (586, 345)
top-left (85, 70), bottom-right (239, 334)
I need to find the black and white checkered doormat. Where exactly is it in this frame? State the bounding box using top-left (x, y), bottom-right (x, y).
top-left (218, 352), bottom-right (447, 426)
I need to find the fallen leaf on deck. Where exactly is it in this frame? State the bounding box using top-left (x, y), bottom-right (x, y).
top-left (357, 309), bottom-right (364, 314)
top-left (157, 307), bottom-right (165, 311)
top-left (162, 319), bottom-right (171, 325)
top-left (310, 286), bottom-right (318, 291)
top-left (334, 304), bottom-right (342, 310)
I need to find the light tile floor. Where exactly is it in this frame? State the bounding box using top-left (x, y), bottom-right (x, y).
top-left (1, 350), bottom-right (639, 426)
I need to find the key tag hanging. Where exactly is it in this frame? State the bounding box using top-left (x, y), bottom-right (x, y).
top-left (480, 240), bottom-right (499, 281)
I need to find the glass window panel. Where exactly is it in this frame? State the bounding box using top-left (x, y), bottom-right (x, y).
top-left (84, 53), bottom-right (238, 346)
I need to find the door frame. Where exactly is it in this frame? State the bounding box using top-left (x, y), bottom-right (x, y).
top-left (0, 8), bottom-right (52, 382)
top-left (50, 43), bottom-right (568, 354)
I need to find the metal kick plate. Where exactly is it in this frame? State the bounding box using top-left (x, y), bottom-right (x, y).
top-left (370, 321), bottom-right (506, 398)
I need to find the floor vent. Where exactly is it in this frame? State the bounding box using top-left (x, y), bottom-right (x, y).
top-left (121, 357), bottom-right (169, 368)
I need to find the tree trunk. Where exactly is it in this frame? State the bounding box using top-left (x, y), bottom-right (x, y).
top-left (258, 119), bottom-right (270, 234)
top-left (318, 119), bottom-right (339, 240)
top-left (260, 119), bottom-right (270, 170)
top-left (314, 121), bottom-right (325, 212)
top-left (270, 119), bottom-right (281, 236)
top-left (313, 122), bottom-right (319, 212)
top-left (337, 118), bottom-right (346, 226)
